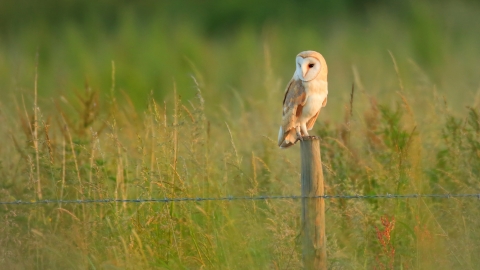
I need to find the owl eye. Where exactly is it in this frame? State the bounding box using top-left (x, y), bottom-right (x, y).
top-left (308, 64), bottom-right (314, 68)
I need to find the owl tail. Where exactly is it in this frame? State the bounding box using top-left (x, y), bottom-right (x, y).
top-left (278, 126), bottom-right (297, 149)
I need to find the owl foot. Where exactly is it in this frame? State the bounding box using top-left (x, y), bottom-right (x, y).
top-left (297, 135), bottom-right (320, 142)
top-left (295, 127), bottom-right (303, 141)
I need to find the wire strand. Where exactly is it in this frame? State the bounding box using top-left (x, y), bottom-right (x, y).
top-left (1, 193), bottom-right (479, 205)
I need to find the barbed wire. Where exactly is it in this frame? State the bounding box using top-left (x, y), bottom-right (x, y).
top-left (1, 193), bottom-right (479, 205)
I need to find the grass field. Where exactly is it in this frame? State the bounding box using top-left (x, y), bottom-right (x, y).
top-left (1, 1), bottom-right (480, 269)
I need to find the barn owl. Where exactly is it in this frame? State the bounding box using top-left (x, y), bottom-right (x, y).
top-left (278, 51), bottom-right (328, 148)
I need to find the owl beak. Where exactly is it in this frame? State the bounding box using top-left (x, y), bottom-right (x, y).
top-left (301, 61), bottom-right (308, 78)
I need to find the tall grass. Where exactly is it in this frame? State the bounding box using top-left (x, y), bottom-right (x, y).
top-left (1, 1), bottom-right (480, 269)
top-left (1, 56), bottom-right (480, 268)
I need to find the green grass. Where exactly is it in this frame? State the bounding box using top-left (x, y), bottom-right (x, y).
top-left (1, 1), bottom-right (480, 269)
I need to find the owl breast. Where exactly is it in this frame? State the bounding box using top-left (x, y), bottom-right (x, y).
top-left (297, 79), bottom-right (327, 124)
top-left (298, 93), bottom-right (324, 123)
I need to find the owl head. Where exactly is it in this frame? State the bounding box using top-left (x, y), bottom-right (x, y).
top-left (294, 51), bottom-right (328, 82)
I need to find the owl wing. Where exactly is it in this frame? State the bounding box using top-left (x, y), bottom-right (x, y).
top-left (282, 79), bottom-right (307, 130)
top-left (278, 79), bottom-right (307, 147)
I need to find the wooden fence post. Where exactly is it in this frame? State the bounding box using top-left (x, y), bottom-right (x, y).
top-left (300, 137), bottom-right (327, 270)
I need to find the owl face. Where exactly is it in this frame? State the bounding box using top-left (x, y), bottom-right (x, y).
top-left (295, 55), bottom-right (322, 82)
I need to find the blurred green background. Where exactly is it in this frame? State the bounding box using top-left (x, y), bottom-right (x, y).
top-left (1, 0), bottom-right (479, 114)
top-left (2, 1), bottom-right (480, 269)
